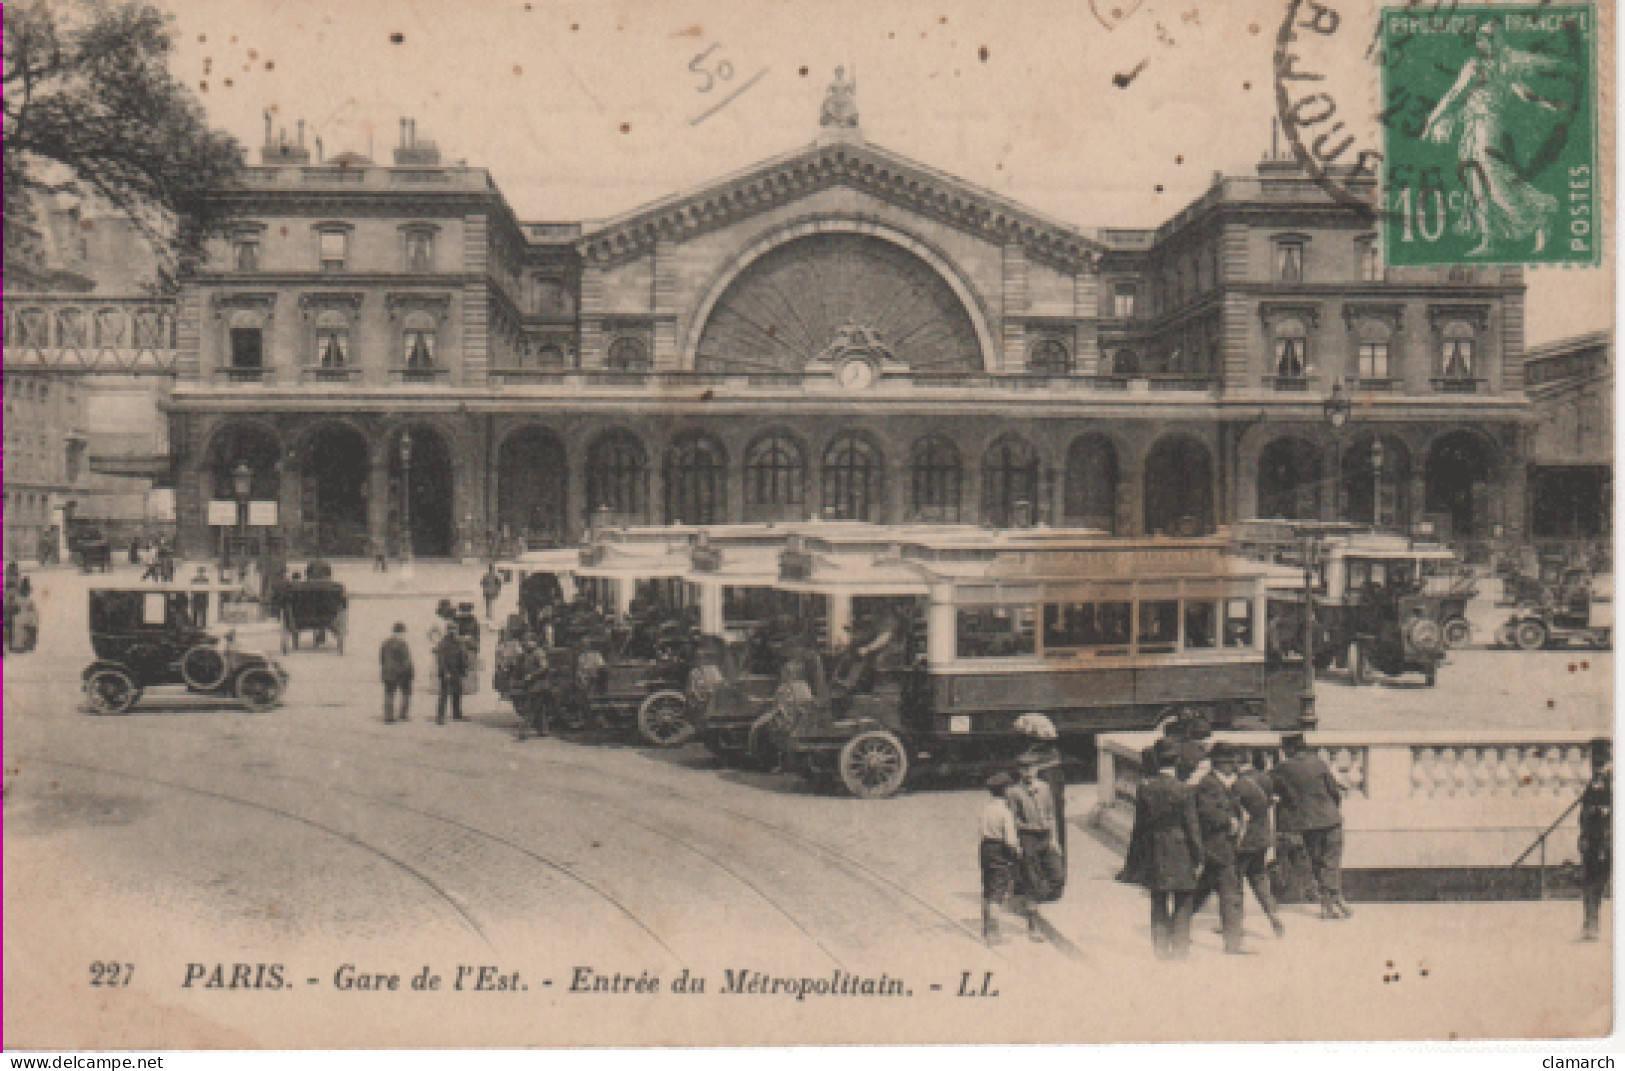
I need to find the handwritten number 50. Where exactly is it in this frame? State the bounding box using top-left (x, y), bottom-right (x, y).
top-left (690, 44), bottom-right (735, 93)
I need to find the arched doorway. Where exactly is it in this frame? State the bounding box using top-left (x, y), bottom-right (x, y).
top-left (1426, 431), bottom-right (1498, 540)
top-left (983, 435), bottom-right (1041, 528)
top-left (664, 432), bottom-right (728, 525)
top-left (1064, 434), bottom-right (1118, 532)
top-left (497, 427), bottom-right (568, 547)
top-left (207, 422), bottom-right (283, 560)
top-left (391, 426), bottom-right (455, 557)
top-left (1144, 436), bottom-right (1214, 535)
top-left (821, 434), bottom-right (884, 521)
top-left (1256, 437), bottom-right (1323, 520)
top-left (299, 424), bottom-right (371, 556)
top-left (1342, 435), bottom-right (1412, 529)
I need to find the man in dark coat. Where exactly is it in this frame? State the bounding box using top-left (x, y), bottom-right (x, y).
top-left (1237, 748), bottom-right (1286, 937)
top-left (1275, 732), bottom-right (1351, 919)
top-left (1579, 737), bottom-right (1612, 941)
top-left (1131, 746), bottom-right (1204, 959)
top-left (435, 627), bottom-right (469, 723)
top-left (481, 565), bottom-right (503, 620)
top-left (1192, 741), bottom-right (1247, 954)
top-left (380, 623), bottom-right (414, 723)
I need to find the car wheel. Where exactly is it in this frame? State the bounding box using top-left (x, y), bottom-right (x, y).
top-left (181, 644), bottom-right (229, 690)
top-left (636, 690), bottom-right (694, 748)
top-left (235, 666), bottom-right (283, 711)
top-left (86, 668), bottom-right (141, 715)
top-left (1515, 620), bottom-right (1549, 651)
top-left (1442, 618), bottom-right (1472, 648)
top-left (838, 730), bottom-right (910, 799)
top-left (1494, 622), bottom-right (1519, 649)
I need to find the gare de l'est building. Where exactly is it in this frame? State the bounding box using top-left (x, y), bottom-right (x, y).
top-left (169, 98), bottom-right (1532, 560)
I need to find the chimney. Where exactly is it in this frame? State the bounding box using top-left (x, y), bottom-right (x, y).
top-left (314, 136), bottom-right (324, 162)
top-left (263, 110), bottom-right (273, 146)
top-left (297, 119), bottom-right (305, 147)
top-left (409, 118), bottom-right (417, 146)
top-left (392, 118), bottom-right (441, 166)
top-left (260, 115), bottom-right (311, 164)
top-left (400, 117), bottom-right (408, 149)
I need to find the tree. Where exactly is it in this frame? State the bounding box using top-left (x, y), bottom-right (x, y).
top-left (5, 0), bottom-right (244, 288)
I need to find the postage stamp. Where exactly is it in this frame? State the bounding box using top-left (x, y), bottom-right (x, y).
top-left (1380, 4), bottom-right (1599, 266)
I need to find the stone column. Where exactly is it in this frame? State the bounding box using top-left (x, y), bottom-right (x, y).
top-left (367, 456), bottom-right (390, 558)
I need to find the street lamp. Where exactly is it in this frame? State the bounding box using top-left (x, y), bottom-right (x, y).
top-left (1298, 380), bottom-right (1353, 728)
top-left (230, 461), bottom-right (253, 574)
top-left (399, 430), bottom-right (414, 567)
top-left (1371, 438), bottom-right (1386, 527)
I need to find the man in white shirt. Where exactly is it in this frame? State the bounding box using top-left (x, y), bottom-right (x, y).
top-left (979, 772), bottom-right (1022, 944)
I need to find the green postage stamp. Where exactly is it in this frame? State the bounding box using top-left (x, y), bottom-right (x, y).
top-left (1381, 5), bottom-right (1599, 266)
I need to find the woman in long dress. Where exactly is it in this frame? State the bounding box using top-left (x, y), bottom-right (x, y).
top-left (1421, 21), bottom-right (1574, 257)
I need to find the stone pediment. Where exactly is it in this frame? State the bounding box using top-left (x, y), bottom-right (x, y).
top-left (577, 140), bottom-right (1103, 273)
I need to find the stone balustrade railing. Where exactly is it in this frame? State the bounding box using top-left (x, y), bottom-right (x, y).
top-left (1095, 730), bottom-right (1604, 875)
top-left (5, 296), bottom-right (178, 373)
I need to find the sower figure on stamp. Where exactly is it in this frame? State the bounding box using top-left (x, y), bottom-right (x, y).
top-left (978, 772), bottom-right (1022, 945)
top-left (1579, 737), bottom-right (1612, 942)
top-left (1131, 746), bottom-right (1203, 960)
top-left (1275, 733), bottom-right (1351, 920)
top-left (380, 622), bottom-right (414, 723)
top-left (1238, 747), bottom-right (1286, 938)
top-left (1192, 742), bottom-right (1248, 954)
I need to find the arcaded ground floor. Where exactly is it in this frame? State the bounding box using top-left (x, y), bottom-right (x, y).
top-left (169, 406), bottom-right (1529, 559)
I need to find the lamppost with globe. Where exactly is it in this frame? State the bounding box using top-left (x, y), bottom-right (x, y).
top-left (228, 460), bottom-right (253, 576)
top-left (398, 430), bottom-right (414, 570)
top-left (1299, 381), bottom-right (1353, 727)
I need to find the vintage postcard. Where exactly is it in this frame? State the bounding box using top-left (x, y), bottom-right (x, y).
top-left (2, 0), bottom-right (1616, 1051)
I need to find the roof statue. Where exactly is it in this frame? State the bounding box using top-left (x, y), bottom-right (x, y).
top-left (820, 66), bottom-right (860, 129)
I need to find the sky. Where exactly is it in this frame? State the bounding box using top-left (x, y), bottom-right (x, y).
top-left (160, 0), bottom-right (1612, 344)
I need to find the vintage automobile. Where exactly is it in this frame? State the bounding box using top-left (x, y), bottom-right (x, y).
top-left (279, 578), bottom-right (348, 653)
top-left (82, 583), bottom-right (288, 714)
top-left (1494, 569), bottom-right (1613, 650)
top-left (712, 530), bottom-right (1306, 798)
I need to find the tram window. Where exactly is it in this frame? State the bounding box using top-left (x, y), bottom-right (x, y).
top-left (957, 606), bottom-right (1037, 659)
top-left (1347, 561), bottom-right (1370, 589)
top-left (1184, 601), bottom-right (1218, 649)
top-left (1042, 601), bottom-right (1132, 651)
top-left (1137, 600), bottom-right (1180, 654)
top-left (1224, 599), bottom-right (1255, 647)
top-left (143, 592), bottom-right (168, 626)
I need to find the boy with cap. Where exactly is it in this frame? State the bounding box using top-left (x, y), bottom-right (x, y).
top-left (979, 772), bottom-right (1022, 944)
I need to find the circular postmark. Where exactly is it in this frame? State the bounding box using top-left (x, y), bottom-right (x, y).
top-left (1272, 0), bottom-right (1383, 212)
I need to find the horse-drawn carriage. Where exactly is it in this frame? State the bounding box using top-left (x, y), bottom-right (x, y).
top-left (278, 578), bottom-right (348, 653)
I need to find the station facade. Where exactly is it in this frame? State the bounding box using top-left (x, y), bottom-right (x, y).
top-left (166, 103), bottom-right (1532, 560)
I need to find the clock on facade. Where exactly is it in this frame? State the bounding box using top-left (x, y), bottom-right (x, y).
top-left (837, 356), bottom-right (877, 390)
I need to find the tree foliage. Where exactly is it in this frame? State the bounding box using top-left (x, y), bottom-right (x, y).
top-left (5, 0), bottom-right (244, 288)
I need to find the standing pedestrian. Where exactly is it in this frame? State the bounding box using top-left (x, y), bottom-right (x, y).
top-left (1016, 744), bottom-right (1067, 901)
top-left (4, 565), bottom-right (20, 653)
top-left (1192, 742), bottom-right (1248, 954)
top-left (1579, 737), bottom-right (1612, 941)
top-left (1236, 747), bottom-right (1287, 938)
top-left (435, 625), bottom-right (469, 723)
top-left (1005, 761), bottom-right (1055, 937)
top-left (481, 564), bottom-right (503, 621)
top-left (380, 623), bottom-right (414, 723)
top-left (1131, 746), bottom-right (1204, 960)
top-left (1015, 713), bottom-right (1067, 859)
top-left (978, 772), bottom-right (1022, 945)
top-left (13, 578), bottom-right (40, 654)
top-left (1274, 732), bottom-right (1352, 919)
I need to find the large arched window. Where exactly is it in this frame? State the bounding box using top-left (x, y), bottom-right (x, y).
top-left (1028, 339), bottom-right (1073, 375)
top-left (744, 433), bottom-right (806, 521)
top-left (1064, 434), bottom-right (1118, 532)
top-left (315, 309), bottom-right (350, 369)
top-left (910, 435), bottom-right (963, 523)
top-left (664, 433), bottom-right (728, 525)
top-left (821, 434), bottom-right (884, 522)
top-left (983, 435), bottom-right (1041, 528)
top-left (587, 430), bottom-right (649, 522)
top-left (402, 310), bottom-right (437, 369)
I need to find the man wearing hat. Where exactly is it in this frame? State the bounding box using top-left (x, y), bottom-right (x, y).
top-left (978, 772), bottom-right (1023, 944)
top-left (1579, 737), bottom-right (1612, 941)
top-left (1274, 732), bottom-right (1351, 919)
top-left (1237, 747), bottom-right (1287, 938)
top-left (1130, 747), bottom-right (1204, 959)
top-left (379, 622), bottom-right (414, 723)
top-left (1192, 742), bottom-right (1248, 954)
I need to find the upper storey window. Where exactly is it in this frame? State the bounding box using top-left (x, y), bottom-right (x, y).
top-left (315, 224), bottom-right (352, 272)
top-left (1113, 284), bottom-right (1137, 319)
top-left (1273, 318), bottom-right (1308, 378)
top-left (1441, 321), bottom-right (1475, 379)
top-left (1275, 240), bottom-right (1305, 283)
top-left (1359, 237), bottom-right (1382, 282)
top-left (606, 336), bottom-right (651, 372)
top-left (1028, 339), bottom-right (1073, 375)
top-left (233, 238), bottom-right (260, 272)
top-left (403, 230), bottom-right (434, 272)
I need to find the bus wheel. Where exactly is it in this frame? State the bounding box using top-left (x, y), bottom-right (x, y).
top-left (1442, 618), bottom-right (1472, 649)
top-left (636, 691), bottom-right (694, 748)
top-left (1515, 620), bottom-right (1549, 651)
top-left (838, 730), bottom-right (909, 799)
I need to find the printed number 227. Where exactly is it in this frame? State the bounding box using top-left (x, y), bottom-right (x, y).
top-left (90, 961), bottom-right (134, 987)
